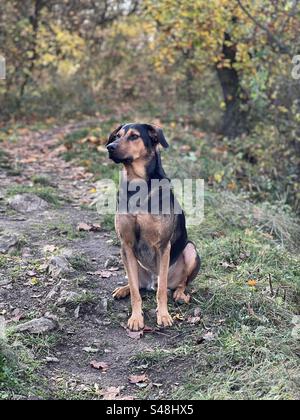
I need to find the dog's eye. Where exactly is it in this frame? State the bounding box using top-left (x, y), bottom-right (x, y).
top-left (129, 134), bottom-right (139, 141)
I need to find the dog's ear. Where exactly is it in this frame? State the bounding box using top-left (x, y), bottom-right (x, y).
top-left (106, 125), bottom-right (123, 145)
top-left (146, 125), bottom-right (169, 149)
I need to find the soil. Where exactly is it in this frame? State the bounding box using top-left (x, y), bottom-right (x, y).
top-left (0, 123), bottom-right (195, 400)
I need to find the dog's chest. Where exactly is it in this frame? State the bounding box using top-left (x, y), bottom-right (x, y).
top-left (116, 213), bottom-right (172, 273)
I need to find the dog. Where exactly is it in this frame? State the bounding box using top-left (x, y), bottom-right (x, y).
top-left (106, 123), bottom-right (200, 331)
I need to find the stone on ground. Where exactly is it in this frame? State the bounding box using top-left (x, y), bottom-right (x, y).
top-left (8, 193), bottom-right (49, 213)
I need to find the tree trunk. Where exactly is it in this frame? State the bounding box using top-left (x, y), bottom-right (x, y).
top-left (216, 33), bottom-right (249, 138)
top-left (18, 0), bottom-right (44, 106)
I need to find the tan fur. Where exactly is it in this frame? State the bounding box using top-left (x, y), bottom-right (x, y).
top-left (110, 125), bottom-right (200, 331)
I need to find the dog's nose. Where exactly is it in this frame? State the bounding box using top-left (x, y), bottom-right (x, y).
top-left (107, 143), bottom-right (117, 152)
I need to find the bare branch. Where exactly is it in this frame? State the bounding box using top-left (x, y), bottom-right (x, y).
top-left (236, 0), bottom-right (292, 57)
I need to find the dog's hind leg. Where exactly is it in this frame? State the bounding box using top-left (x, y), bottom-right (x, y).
top-left (170, 242), bottom-right (201, 304)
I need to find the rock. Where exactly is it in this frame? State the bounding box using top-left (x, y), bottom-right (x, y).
top-left (47, 256), bottom-right (73, 278)
top-left (116, 312), bottom-right (128, 321)
top-left (95, 297), bottom-right (108, 315)
top-left (148, 308), bottom-right (157, 318)
top-left (56, 290), bottom-right (81, 306)
top-left (8, 193), bottom-right (49, 213)
top-left (14, 317), bottom-right (57, 334)
top-left (45, 281), bottom-right (61, 301)
top-left (82, 346), bottom-right (99, 353)
top-left (74, 305), bottom-right (80, 319)
top-left (45, 357), bottom-right (60, 364)
top-left (0, 279), bottom-right (12, 287)
top-left (0, 232), bottom-right (19, 254)
top-left (104, 256), bottom-right (119, 269)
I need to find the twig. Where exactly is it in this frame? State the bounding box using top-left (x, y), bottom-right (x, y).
top-left (268, 273), bottom-right (274, 296)
top-left (236, 0), bottom-right (292, 57)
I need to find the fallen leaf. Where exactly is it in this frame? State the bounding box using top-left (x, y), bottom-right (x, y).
top-left (247, 304), bottom-right (255, 316)
top-left (248, 279), bottom-right (257, 287)
top-left (179, 145), bottom-right (191, 153)
top-left (24, 277), bottom-right (39, 286)
top-left (26, 270), bottom-right (37, 277)
top-left (100, 386), bottom-right (121, 400)
top-left (126, 329), bottom-right (144, 340)
top-left (91, 223), bottom-right (101, 232)
top-left (43, 245), bottom-right (56, 253)
top-left (90, 360), bottom-right (109, 372)
top-left (220, 261), bottom-right (236, 269)
top-left (194, 307), bottom-right (201, 317)
top-left (203, 331), bottom-right (215, 341)
top-left (128, 374), bottom-right (148, 384)
top-left (11, 308), bottom-right (25, 322)
top-left (187, 316), bottom-right (201, 324)
top-left (77, 222), bottom-right (92, 231)
top-left (115, 395), bottom-right (135, 400)
top-left (173, 313), bottom-right (184, 321)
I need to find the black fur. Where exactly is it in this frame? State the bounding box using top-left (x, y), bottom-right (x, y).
top-left (109, 123), bottom-right (189, 268)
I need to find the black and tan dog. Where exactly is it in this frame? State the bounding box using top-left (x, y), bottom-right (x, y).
top-left (106, 123), bottom-right (200, 331)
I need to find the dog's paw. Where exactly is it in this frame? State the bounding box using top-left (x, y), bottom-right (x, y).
top-left (157, 311), bottom-right (173, 328)
top-left (127, 314), bottom-right (144, 331)
top-left (173, 289), bottom-right (191, 304)
top-left (113, 285), bottom-right (130, 299)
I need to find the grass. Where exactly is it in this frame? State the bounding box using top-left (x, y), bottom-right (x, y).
top-left (58, 118), bottom-right (300, 400)
top-left (0, 255), bottom-right (9, 268)
top-left (130, 198), bottom-right (300, 400)
top-left (31, 175), bottom-right (53, 187)
top-left (0, 149), bottom-right (11, 170)
top-left (5, 185), bottom-right (64, 206)
top-left (1, 117), bottom-right (299, 400)
top-left (0, 334), bottom-right (45, 399)
top-left (68, 254), bottom-right (89, 271)
top-left (46, 221), bottom-right (85, 240)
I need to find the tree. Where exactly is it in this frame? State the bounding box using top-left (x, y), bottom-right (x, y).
top-left (143, 0), bottom-right (300, 137)
top-left (0, 0), bottom-right (140, 116)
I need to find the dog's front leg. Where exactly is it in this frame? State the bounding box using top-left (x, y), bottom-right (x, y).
top-left (157, 242), bottom-right (173, 327)
top-left (121, 244), bottom-right (144, 331)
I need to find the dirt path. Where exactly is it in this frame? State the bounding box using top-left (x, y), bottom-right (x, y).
top-left (0, 123), bottom-right (194, 400)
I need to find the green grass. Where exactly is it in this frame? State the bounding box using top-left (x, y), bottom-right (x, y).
top-left (5, 185), bottom-right (64, 206)
top-left (1, 118), bottom-right (299, 400)
top-left (69, 254), bottom-right (89, 271)
top-left (57, 118), bottom-right (300, 400)
top-left (31, 175), bottom-right (53, 187)
top-left (131, 198), bottom-right (300, 400)
top-left (46, 221), bottom-right (85, 240)
top-left (0, 255), bottom-right (9, 268)
top-left (0, 149), bottom-right (11, 170)
top-left (0, 335), bottom-right (43, 399)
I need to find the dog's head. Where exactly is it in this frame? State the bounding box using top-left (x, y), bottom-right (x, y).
top-left (106, 123), bottom-right (169, 164)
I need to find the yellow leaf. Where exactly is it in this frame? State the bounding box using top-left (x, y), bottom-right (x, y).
top-left (30, 277), bottom-right (39, 286)
top-left (248, 279), bottom-right (257, 287)
top-left (214, 172), bottom-right (224, 184)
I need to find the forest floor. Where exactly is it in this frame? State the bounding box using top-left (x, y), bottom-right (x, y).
top-left (0, 118), bottom-right (299, 400)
